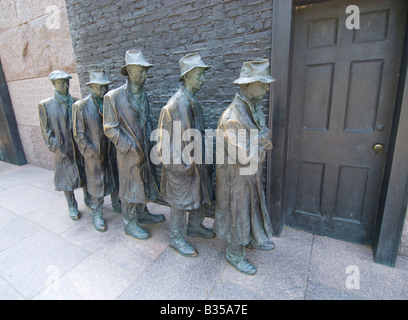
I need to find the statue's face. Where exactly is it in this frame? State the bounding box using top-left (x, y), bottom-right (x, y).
top-left (184, 67), bottom-right (206, 92)
top-left (52, 79), bottom-right (69, 96)
top-left (90, 83), bottom-right (108, 99)
top-left (246, 81), bottom-right (270, 102)
top-left (127, 65), bottom-right (147, 86)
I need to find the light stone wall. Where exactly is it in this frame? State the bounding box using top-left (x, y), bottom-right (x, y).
top-left (0, 0), bottom-right (81, 170)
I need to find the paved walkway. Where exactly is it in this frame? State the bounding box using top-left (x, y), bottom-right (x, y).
top-left (0, 160), bottom-right (407, 300)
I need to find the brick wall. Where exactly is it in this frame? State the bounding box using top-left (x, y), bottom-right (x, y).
top-left (65, 0), bottom-right (273, 130)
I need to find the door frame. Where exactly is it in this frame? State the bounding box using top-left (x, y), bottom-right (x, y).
top-left (267, 0), bottom-right (408, 266)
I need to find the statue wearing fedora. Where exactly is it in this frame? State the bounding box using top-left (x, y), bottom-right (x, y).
top-left (72, 70), bottom-right (121, 232)
top-left (103, 50), bottom-right (164, 239)
top-left (38, 70), bottom-right (91, 221)
top-left (214, 59), bottom-right (276, 275)
top-left (157, 53), bottom-right (215, 258)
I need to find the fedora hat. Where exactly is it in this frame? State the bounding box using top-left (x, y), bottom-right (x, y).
top-left (86, 70), bottom-right (111, 85)
top-left (121, 50), bottom-right (153, 76)
top-left (233, 59), bottom-right (276, 85)
top-left (49, 70), bottom-right (72, 81)
top-left (179, 53), bottom-right (211, 80)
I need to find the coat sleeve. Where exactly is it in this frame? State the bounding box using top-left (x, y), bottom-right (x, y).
top-left (103, 93), bottom-right (132, 154)
top-left (38, 103), bottom-right (58, 152)
top-left (72, 102), bottom-right (95, 159)
top-left (157, 106), bottom-right (193, 176)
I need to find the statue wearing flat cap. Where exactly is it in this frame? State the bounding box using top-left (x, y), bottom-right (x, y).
top-left (214, 59), bottom-right (276, 275)
top-left (157, 53), bottom-right (215, 258)
top-left (72, 70), bottom-right (121, 232)
top-left (103, 50), bottom-right (164, 240)
top-left (38, 70), bottom-right (91, 221)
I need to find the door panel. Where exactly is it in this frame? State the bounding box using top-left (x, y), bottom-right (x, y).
top-left (285, 0), bottom-right (407, 244)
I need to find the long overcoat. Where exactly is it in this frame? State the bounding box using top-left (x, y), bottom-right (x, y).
top-left (157, 86), bottom-right (212, 211)
top-left (214, 93), bottom-right (273, 247)
top-left (103, 83), bottom-right (158, 204)
top-left (72, 94), bottom-right (118, 198)
top-left (38, 92), bottom-right (84, 191)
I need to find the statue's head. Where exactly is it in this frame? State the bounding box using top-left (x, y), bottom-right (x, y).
top-left (182, 67), bottom-right (207, 93)
top-left (49, 70), bottom-right (72, 96)
top-left (126, 65), bottom-right (148, 87)
top-left (234, 59), bottom-right (276, 103)
top-left (121, 50), bottom-right (153, 87)
top-left (87, 70), bottom-right (111, 99)
top-left (240, 81), bottom-right (271, 103)
top-left (179, 53), bottom-right (211, 94)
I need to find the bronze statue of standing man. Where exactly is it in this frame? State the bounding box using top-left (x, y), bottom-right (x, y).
top-left (104, 50), bottom-right (164, 239)
top-left (214, 60), bottom-right (276, 275)
top-left (72, 70), bottom-right (121, 232)
top-left (38, 70), bottom-right (91, 221)
top-left (157, 53), bottom-right (215, 258)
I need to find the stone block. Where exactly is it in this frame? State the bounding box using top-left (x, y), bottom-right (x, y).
top-left (0, 0), bottom-right (18, 33)
top-left (14, 0), bottom-right (66, 26)
top-left (17, 125), bottom-right (54, 170)
top-left (22, 7), bottom-right (77, 78)
top-left (0, 27), bottom-right (34, 81)
top-left (0, 6), bottom-right (76, 81)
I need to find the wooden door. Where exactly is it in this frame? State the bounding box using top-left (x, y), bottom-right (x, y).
top-left (285, 0), bottom-right (407, 244)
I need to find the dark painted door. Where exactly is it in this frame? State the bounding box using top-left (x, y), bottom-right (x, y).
top-left (285, 0), bottom-right (407, 244)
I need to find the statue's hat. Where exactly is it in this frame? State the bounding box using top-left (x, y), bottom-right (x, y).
top-left (86, 70), bottom-right (111, 85)
top-left (49, 70), bottom-right (72, 81)
top-left (233, 59), bottom-right (275, 85)
top-left (121, 50), bottom-right (153, 75)
top-left (179, 53), bottom-right (211, 80)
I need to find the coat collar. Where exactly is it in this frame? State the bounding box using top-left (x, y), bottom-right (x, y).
top-left (235, 92), bottom-right (264, 130)
top-left (123, 80), bottom-right (148, 120)
top-left (90, 93), bottom-right (104, 115)
top-left (53, 90), bottom-right (74, 107)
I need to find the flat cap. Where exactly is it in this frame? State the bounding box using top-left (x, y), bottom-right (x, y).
top-left (49, 70), bottom-right (72, 81)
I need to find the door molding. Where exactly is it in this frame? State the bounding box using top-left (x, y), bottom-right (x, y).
top-left (267, 0), bottom-right (408, 266)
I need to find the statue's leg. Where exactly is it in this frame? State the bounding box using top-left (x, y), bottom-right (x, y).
top-left (82, 185), bottom-right (93, 209)
top-left (122, 200), bottom-right (150, 240)
top-left (225, 243), bottom-right (256, 275)
top-left (110, 189), bottom-right (121, 213)
top-left (136, 203), bottom-right (165, 224)
top-left (91, 196), bottom-right (106, 232)
top-left (169, 208), bottom-right (197, 258)
top-left (187, 206), bottom-right (215, 238)
top-left (64, 190), bottom-right (79, 221)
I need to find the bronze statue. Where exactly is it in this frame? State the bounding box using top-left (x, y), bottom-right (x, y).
top-left (103, 50), bottom-right (164, 239)
top-left (214, 59), bottom-right (276, 275)
top-left (38, 70), bottom-right (92, 221)
top-left (72, 70), bottom-right (121, 232)
top-left (157, 53), bottom-right (215, 258)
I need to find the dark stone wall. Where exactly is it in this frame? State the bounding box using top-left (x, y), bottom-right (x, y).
top-left (65, 0), bottom-right (273, 129)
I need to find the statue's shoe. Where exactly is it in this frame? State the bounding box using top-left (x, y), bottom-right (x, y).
top-left (92, 214), bottom-right (106, 232)
top-left (170, 238), bottom-right (198, 258)
top-left (226, 256), bottom-right (257, 275)
top-left (68, 207), bottom-right (80, 221)
top-left (112, 201), bottom-right (122, 213)
top-left (125, 220), bottom-right (150, 240)
top-left (138, 211), bottom-right (165, 224)
top-left (247, 240), bottom-right (276, 251)
top-left (187, 224), bottom-right (215, 239)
